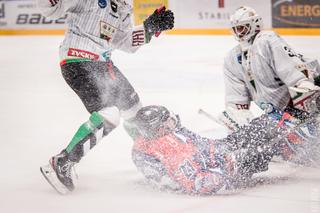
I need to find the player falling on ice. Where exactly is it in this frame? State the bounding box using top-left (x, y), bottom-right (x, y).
top-left (37, 0), bottom-right (174, 194)
top-left (126, 104), bottom-right (320, 195)
top-left (218, 6), bottom-right (320, 130)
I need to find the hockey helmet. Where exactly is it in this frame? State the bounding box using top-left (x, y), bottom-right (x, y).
top-left (135, 105), bottom-right (180, 139)
top-left (230, 6), bottom-right (263, 50)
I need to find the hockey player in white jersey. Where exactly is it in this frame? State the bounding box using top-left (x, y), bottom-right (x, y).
top-left (220, 6), bottom-right (320, 131)
top-left (37, 0), bottom-right (174, 194)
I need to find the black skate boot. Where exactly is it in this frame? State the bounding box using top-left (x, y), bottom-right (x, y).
top-left (40, 150), bottom-right (77, 194)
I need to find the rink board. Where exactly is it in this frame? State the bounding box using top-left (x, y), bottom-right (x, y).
top-left (0, 0), bottom-right (320, 35)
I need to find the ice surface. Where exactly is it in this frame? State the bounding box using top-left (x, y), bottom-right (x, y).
top-left (0, 35), bottom-right (320, 213)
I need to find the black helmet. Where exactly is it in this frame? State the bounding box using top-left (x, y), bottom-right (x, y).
top-left (135, 105), bottom-right (180, 139)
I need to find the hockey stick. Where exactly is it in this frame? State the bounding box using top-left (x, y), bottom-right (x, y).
top-left (198, 108), bottom-right (241, 132)
top-left (198, 108), bottom-right (223, 125)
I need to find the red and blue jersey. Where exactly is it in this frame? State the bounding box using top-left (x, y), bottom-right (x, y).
top-left (132, 127), bottom-right (236, 194)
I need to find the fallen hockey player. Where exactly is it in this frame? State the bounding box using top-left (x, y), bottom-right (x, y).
top-left (126, 105), bottom-right (320, 195)
top-left (42, 103), bottom-right (320, 194)
top-left (41, 102), bottom-right (320, 195)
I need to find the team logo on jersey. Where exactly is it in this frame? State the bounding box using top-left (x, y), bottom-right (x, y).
top-left (67, 48), bottom-right (99, 60)
top-left (98, 0), bottom-right (107, 8)
top-left (100, 21), bottom-right (117, 41)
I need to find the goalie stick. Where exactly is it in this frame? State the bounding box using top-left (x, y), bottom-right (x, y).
top-left (198, 108), bottom-right (221, 124)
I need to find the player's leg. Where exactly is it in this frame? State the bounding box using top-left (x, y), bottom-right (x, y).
top-left (41, 61), bottom-right (136, 193)
top-left (222, 114), bottom-right (279, 150)
top-left (61, 62), bottom-right (141, 162)
top-left (261, 102), bottom-right (320, 166)
top-left (275, 105), bottom-right (320, 166)
top-left (110, 63), bottom-right (142, 121)
top-left (216, 114), bottom-right (280, 187)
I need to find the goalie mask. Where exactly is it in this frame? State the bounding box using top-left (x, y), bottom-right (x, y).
top-left (230, 6), bottom-right (263, 51)
top-left (135, 105), bottom-right (180, 140)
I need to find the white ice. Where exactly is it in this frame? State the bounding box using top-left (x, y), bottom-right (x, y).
top-left (0, 34), bottom-right (320, 213)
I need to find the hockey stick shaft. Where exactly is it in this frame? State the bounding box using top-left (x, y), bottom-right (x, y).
top-left (198, 108), bottom-right (224, 125)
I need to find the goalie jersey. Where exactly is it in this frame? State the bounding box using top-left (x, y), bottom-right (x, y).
top-left (224, 31), bottom-right (320, 111)
top-left (37, 0), bottom-right (147, 62)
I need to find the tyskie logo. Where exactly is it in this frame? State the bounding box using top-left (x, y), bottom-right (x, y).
top-left (67, 48), bottom-right (99, 60)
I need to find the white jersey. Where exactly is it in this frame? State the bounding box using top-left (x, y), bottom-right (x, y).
top-left (37, 0), bottom-right (147, 63)
top-left (224, 31), bottom-right (319, 111)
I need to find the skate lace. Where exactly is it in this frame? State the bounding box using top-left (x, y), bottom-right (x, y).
top-left (60, 160), bottom-right (77, 179)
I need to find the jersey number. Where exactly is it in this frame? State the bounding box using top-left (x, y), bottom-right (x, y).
top-left (283, 46), bottom-right (304, 61)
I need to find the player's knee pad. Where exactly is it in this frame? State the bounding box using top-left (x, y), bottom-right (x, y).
top-left (120, 102), bottom-right (142, 121)
top-left (99, 106), bottom-right (121, 127)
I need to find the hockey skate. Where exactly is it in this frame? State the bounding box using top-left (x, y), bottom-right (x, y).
top-left (40, 150), bottom-right (77, 194)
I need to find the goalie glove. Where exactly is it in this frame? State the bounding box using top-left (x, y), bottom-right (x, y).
top-left (290, 80), bottom-right (320, 93)
top-left (289, 80), bottom-right (320, 113)
top-left (218, 107), bottom-right (254, 132)
top-left (143, 6), bottom-right (174, 43)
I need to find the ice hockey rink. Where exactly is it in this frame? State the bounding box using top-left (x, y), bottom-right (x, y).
top-left (1, 34), bottom-right (320, 213)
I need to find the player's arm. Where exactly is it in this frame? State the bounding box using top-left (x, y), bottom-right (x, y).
top-left (265, 32), bottom-right (319, 92)
top-left (114, 6), bottom-right (174, 53)
top-left (262, 32), bottom-right (320, 112)
top-left (37, 0), bottom-right (74, 19)
top-left (221, 57), bottom-right (254, 131)
top-left (224, 57), bottom-right (251, 110)
top-left (132, 150), bottom-right (166, 182)
top-left (132, 150), bottom-right (182, 191)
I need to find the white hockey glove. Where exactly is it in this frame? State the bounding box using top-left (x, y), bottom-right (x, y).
top-left (218, 107), bottom-right (254, 132)
top-left (290, 80), bottom-right (320, 93)
top-left (289, 80), bottom-right (320, 113)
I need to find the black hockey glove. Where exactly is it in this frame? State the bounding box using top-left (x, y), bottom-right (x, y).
top-left (143, 6), bottom-right (174, 43)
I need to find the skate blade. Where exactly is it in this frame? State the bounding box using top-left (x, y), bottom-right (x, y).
top-left (40, 164), bottom-right (70, 195)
